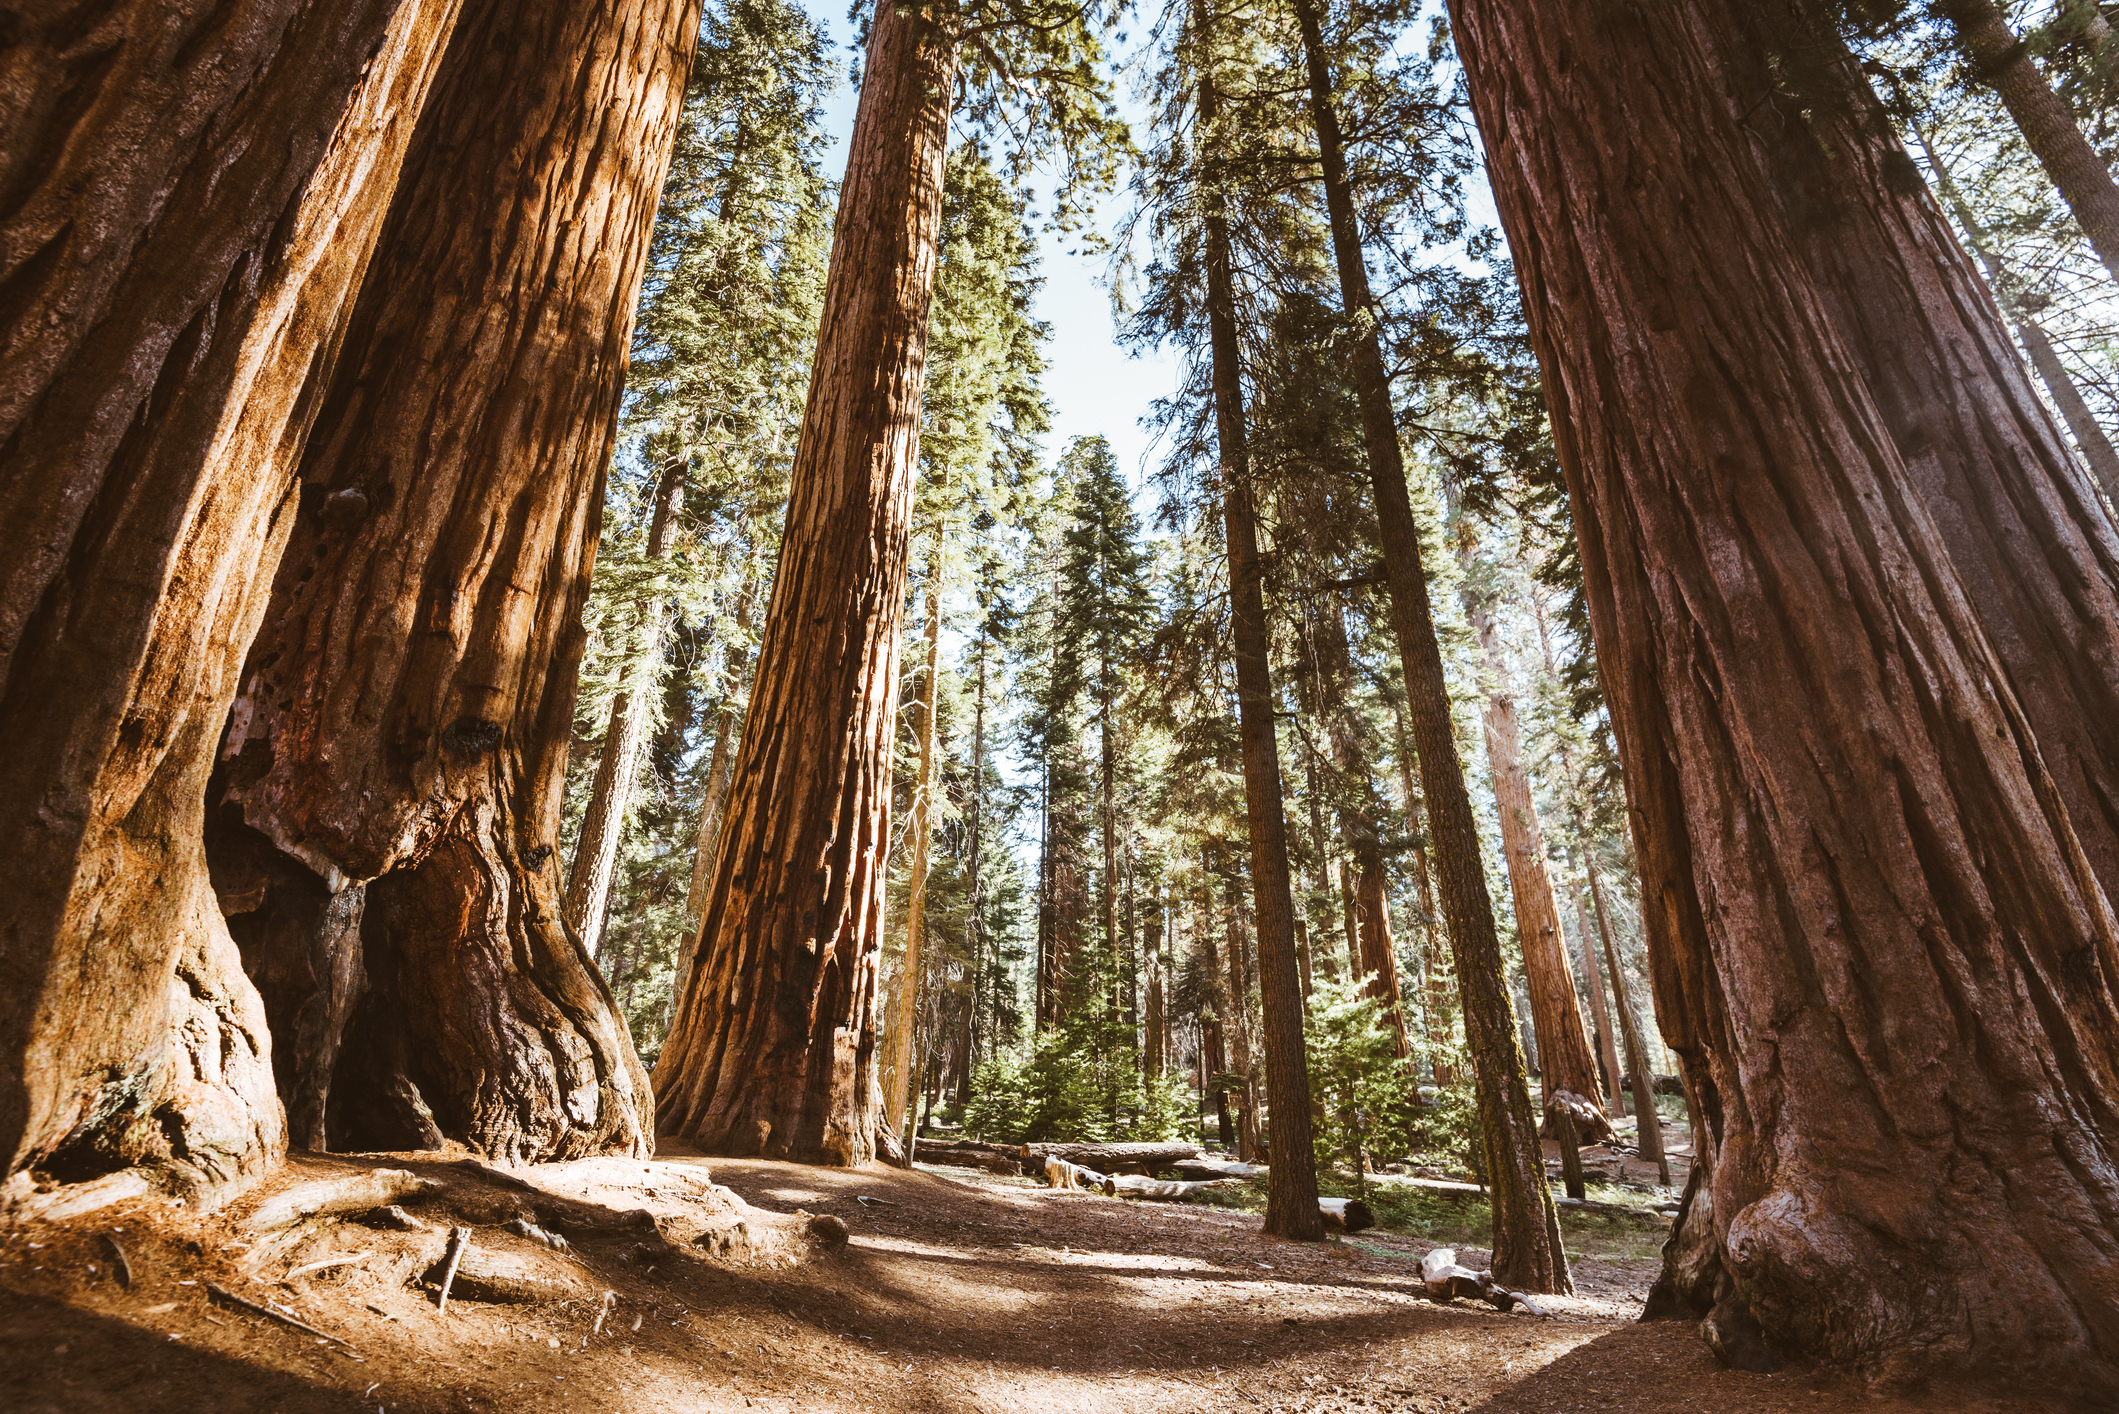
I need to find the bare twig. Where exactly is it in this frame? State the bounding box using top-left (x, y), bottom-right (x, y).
top-left (592, 1290), bottom-right (617, 1336)
top-left (98, 1233), bottom-right (131, 1289)
top-left (206, 1283), bottom-right (356, 1350)
top-left (285, 1251), bottom-right (371, 1282)
top-left (435, 1226), bottom-right (471, 1316)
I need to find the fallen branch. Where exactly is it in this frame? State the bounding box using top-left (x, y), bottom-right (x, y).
top-left (207, 1282), bottom-right (357, 1349)
top-left (1105, 1175), bottom-right (1235, 1202)
top-left (285, 1251), bottom-right (371, 1282)
top-left (1042, 1157), bottom-right (1109, 1192)
top-left (99, 1232), bottom-right (132, 1289)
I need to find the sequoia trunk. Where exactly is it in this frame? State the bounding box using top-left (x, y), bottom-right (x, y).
top-left (0, 0), bottom-right (464, 1200)
top-left (654, 0), bottom-right (958, 1164)
top-left (1450, 0), bottom-right (2119, 1389)
top-left (1292, 0), bottom-right (1565, 1291)
top-left (213, 0), bottom-right (692, 1160)
top-left (1200, 64), bottom-right (1324, 1238)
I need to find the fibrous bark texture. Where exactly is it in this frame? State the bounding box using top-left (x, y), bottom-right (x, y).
top-left (654, 1), bottom-right (959, 1166)
top-left (1450, 0), bottom-right (2119, 1391)
top-left (214, 0), bottom-right (696, 1161)
top-left (0, 0), bottom-right (465, 1201)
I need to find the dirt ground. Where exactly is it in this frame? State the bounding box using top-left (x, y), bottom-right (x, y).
top-left (0, 1148), bottom-right (2058, 1414)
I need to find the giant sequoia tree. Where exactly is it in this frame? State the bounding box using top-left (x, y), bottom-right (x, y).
top-left (1448, 0), bottom-right (2119, 1391)
top-left (655, 0), bottom-right (1120, 1164)
top-left (0, 0), bottom-right (464, 1199)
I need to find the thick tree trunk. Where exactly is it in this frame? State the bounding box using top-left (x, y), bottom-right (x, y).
top-left (1940, 0), bottom-right (2119, 284)
top-left (1460, 552), bottom-right (1611, 1141)
top-left (0, 0), bottom-right (467, 1201)
top-left (213, 0), bottom-right (691, 1161)
top-left (1199, 66), bottom-right (1322, 1239)
top-left (886, 543), bottom-right (945, 1136)
top-left (1289, 0), bottom-right (1564, 1291)
top-left (566, 457), bottom-right (689, 957)
top-left (654, 0), bottom-right (958, 1165)
top-left (1450, 0), bottom-right (2119, 1389)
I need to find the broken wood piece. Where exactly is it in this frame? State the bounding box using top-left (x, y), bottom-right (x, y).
top-left (366, 1204), bottom-right (426, 1232)
top-left (505, 1217), bottom-right (571, 1252)
top-left (207, 1282), bottom-right (356, 1350)
top-left (1042, 1157), bottom-right (1109, 1192)
top-left (98, 1232), bottom-right (132, 1288)
top-left (285, 1251), bottom-right (371, 1282)
top-left (243, 1170), bottom-right (438, 1233)
top-left (1318, 1197), bottom-right (1376, 1233)
top-left (1419, 1246), bottom-right (1539, 1313)
top-left (435, 1226), bottom-right (471, 1316)
top-left (592, 1290), bottom-right (617, 1336)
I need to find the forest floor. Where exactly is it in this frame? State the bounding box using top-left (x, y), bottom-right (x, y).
top-left (0, 1143), bottom-right (2054, 1414)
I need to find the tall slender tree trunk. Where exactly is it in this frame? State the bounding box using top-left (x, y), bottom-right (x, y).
top-left (655, 0), bottom-right (958, 1164)
top-left (1338, 861), bottom-right (1363, 975)
top-left (567, 457), bottom-right (689, 957)
top-left (1388, 704), bottom-right (1453, 1084)
top-left (886, 538), bottom-right (945, 1136)
top-left (1459, 547), bottom-right (1612, 1140)
top-left (1939, 0), bottom-right (2119, 284)
top-left (1199, 65), bottom-right (1323, 1239)
top-left (1569, 876), bottom-right (1624, 1117)
top-left (0, 0), bottom-right (467, 1198)
top-left (213, 0), bottom-right (691, 1160)
top-left (1585, 863), bottom-right (1666, 1182)
top-left (1450, 0), bottom-right (2119, 1386)
top-left (1197, 866), bottom-right (1236, 1148)
top-left (1291, 0), bottom-right (1563, 1291)
top-left (960, 617), bottom-right (988, 1106)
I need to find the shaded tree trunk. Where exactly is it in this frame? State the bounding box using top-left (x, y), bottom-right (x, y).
top-left (1291, 0), bottom-right (1564, 1291)
top-left (1570, 878), bottom-right (1624, 1118)
top-left (654, 0), bottom-right (958, 1165)
top-left (1450, 0), bottom-right (2119, 1388)
top-left (1199, 66), bottom-right (1323, 1235)
top-left (1459, 550), bottom-right (1611, 1142)
top-left (0, 0), bottom-right (466, 1199)
top-left (1939, 0), bottom-right (2119, 284)
top-left (566, 456), bottom-right (689, 957)
top-left (886, 540), bottom-right (945, 1136)
top-left (213, 0), bottom-right (691, 1161)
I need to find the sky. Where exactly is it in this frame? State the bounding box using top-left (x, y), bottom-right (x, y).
top-left (802, 7), bottom-right (1183, 498)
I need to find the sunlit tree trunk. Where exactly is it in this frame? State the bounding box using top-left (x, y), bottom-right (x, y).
top-left (886, 538), bottom-right (944, 1136)
top-left (215, 0), bottom-right (691, 1160)
top-left (1353, 851), bottom-right (1413, 1061)
top-left (567, 457), bottom-right (689, 957)
top-left (1451, 0), bottom-right (2119, 1386)
top-left (1291, 0), bottom-right (1564, 1291)
top-left (654, 1), bottom-right (958, 1164)
top-left (0, 0), bottom-right (466, 1197)
top-left (1569, 876), bottom-right (1624, 1117)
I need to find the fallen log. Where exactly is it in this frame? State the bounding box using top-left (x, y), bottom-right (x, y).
top-left (910, 1139), bottom-right (1024, 1174)
top-left (1170, 1157), bottom-right (1266, 1182)
top-left (1042, 1157), bottom-right (1110, 1192)
top-left (1105, 1175), bottom-right (1236, 1202)
top-left (1419, 1246), bottom-right (1546, 1316)
top-left (1319, 1197), bottom-right (1376, 1234)
top-left (1020, 1142), bottom-right (1203, 1172)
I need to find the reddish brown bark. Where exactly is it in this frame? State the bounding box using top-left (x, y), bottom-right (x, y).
top-left (1461, 557), bottom-right (1611, 1142)
top-left (0, 0), bottom-right (463, 1200)
top-left (1290, 0), bottom-right (1563, 1291)
top-left (214, 0), bottom-right (693, 1160)
top-left (1451, 0), bottom-right (2119, 1389)
top-left (1352, 857), bottom-right (1413, 1062)
top-left (654, 1), bottom-right (959, 1165)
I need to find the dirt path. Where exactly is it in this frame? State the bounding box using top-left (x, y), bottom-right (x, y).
top-left (0, 1152), bottom-right (2047, 1413)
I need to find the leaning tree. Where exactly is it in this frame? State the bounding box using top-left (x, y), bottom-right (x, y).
top-left (1447, 0), bottom-right (2119, 1393)
top-left (654, 0), bottom-right (1124, 1165)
